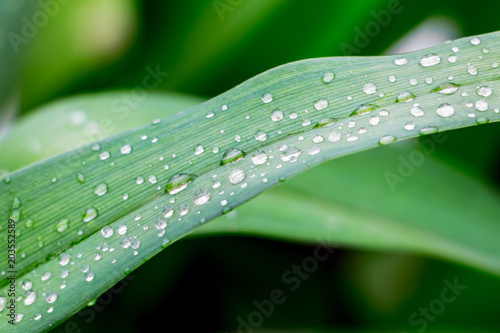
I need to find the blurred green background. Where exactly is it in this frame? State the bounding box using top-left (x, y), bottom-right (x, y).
top-left (1, 0), bottom-right (499, 332)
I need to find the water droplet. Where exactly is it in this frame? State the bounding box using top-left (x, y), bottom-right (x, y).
top-left (194, 145), bottom-right (204, 155)
top-left (419, 126), bottom-right (439, 135)
top-left (350, 104), bottom-right (378, 116)
top-left (83, 207), bottom-right (98, 222)
top-left (363, 82), bottom-right (376, 94)
top-left (308, 146), bottom-right (321, 155)
top-left (99, 151), bottom-right (110, 160)
top-left (411, 105), bottom-right (424, 117)
top-left (281, 146), bottom-right (302, 162)
top-left (262, 93), bottom-right (273, 103)
top-left (396, 90), bottom-right (415, 103)
top-left (94, 253), bottom-right (102, 261)
top-left (322, 72), bottom-right (335, 83)
top-left (314, 99), bottom-right (328, 110)
top-left (41, 272), bottom-right (52, 282)
top-left (328, 131), bottom-right (341, 142)
top-left (86, 272), bottom-right (95, 282)
top-left (94, 183), bottom-right (108, 196)
top-left (254, 130), bottom-right (268, 141)
top-left (475, 100), bottom-right (488, 111)
top-left (76, 172), bottom-right (86, 184)
top-left (136, 176), bottom-right (144, 185)
top-left (476, 116), bottom-right (489, 124)
top-left (346, 133), bottom-right (359, 142)
top-left (179, 203), bottom-right (189, 216)
top-left (221, 148), bottom-right (246, 165)
top-left (101, 226), bottom-right (113, 238)
top-left (476, 86), bottom-right (492, 97)
top-left (468, 65), bottom-right (478, 75)
top-left (432, 82), bottom-right (459, 94)
top-left (251, 150), bottom-right (268, 165)
top-left (23, 291), bottom-right (36, 306)
top-left (155, 218), bottom-right (167, 230)
top-left (120, 144), bottom-right (132, 154)
top-left (436, 103), bottom-right (455, 118)
top-left (369, 116), bottom-right (380, 126)
top-left (314, 118), bottom-right (336, 128)
top-left (394, 57), bottom-right (408, 65)
top-left (22, 280), bottom-right (33, 290)
top-left (58, 253), bottom-right (70, 266)
top-left (313, 135), bottom-right (324, 143)
top-left (194, 189), bottom-right (211, 205)
top-left (56, 219), bottom-right (70, 232)
top-left (419, 53), bottom-right (441, 67)
top-left (471, 37), bottom-right (481, 45)
top-left (271, 109), bottom-right (283, 121)
top-left (165, 174), bottom-right (197, 195)
top-left (379, 135), bottom-right (397, 145)
top-left (229, 169), bottom-right (246, 184)
top-left (404, 122), bottom-right (415, 131)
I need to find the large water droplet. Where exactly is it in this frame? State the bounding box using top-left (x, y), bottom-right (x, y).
top-left (419, 53), bottom-right (441, 67)
top-left (165, 174), bottom-right (197, 195)
top-left (432, 82), bottom-right (459, 94)
top-left (221, 148), bottom-right (246, 165)
top-left (476, 86), bottom-right (492, 97)
top-left (436, 103), bottom-right (455, 118)
top-left (396, 90), bottom-right (415, 103)
top-left (475, 100), bottom-right (488, 111)
top-left (410, 105), bottom-right (424, 117)
top-left (350, 104), bottom-right (378, 116)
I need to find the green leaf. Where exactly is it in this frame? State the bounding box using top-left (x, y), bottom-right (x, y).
top-left (1, 32), bottom-right (499, 332)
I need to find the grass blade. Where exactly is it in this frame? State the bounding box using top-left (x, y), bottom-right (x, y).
top-left (1, 32), bottom-right (499, 331)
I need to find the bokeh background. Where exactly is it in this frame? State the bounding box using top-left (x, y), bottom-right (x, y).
top-left (1, 0), bottom-right (500, 332)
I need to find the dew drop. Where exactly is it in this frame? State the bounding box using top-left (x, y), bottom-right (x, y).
top-left (194, 189), bottom-right (211, 205)
top-left (76, 172), bottom-right (85, 183)
top-left (419, 53), bottom-right (441, 67)
top-left (56, 219), bottom-right (70, 232)
top-left (83, 207), bottom-right (98, 223)
top-left (432, 82), bottom-right (458, 94)
top-left (45, 292), bottom-right (57, 304)
top-left (99, 151), bottom-right (110, 160)
top-left (476, 86), bottom-right (492, 97)
top-left (229, 169), bottom-right (246, 184)
top-left (476, 116), bottom-right (489, 124)
top-left (221, 148), bottom-right (246, 165)
top-left (419, 126), bottom-right (439, 135)
top-left (120, 144), bottom-right (132, 154)
top-left (436, 103), bottom-right (455, 118)
top-left (475, 100), bottom-right (488, 111)
top-left (322, 72), bottom-right (335, 83)
top-left (363, 82), bottom-right (376, 94)
top-left (251, 150), bottom-right (268, 165)
top-left (328, 131), bottom-right (341, 142)
top-left (350, 104), bottom-right (379, 116)
top-left (411, 105), bottom-right (424, 117)
top-left (165, 174), bottom-right (197, 195)
top-left (262, 93), bottom-right (273, 103)
top-left (94, 183), bottom-right (108, 196)
top-left (23, 291), bottom-right (36, 306)
top-left (194, 145), bottom-right (204, 156)
top-left (101, 226), bottom-right (114, 238)
top-left (394, 57), bottom-right (408, 65)
top-left (379, 135), bottom-right (397, 145)
top-left (254, 130), bottom-right (268, 141)
top-left (271, 109), bottom-right (283, 121)
top-left (396, 90), bottom-right (415, 103)
top-left (314, 99), bottom-right (328, 110)
top-left (281, 146), bottom-right (302, 162)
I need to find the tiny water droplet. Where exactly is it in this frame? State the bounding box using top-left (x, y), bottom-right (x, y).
top-left (432, 82), bottom-right (459, 94)
top-left (254, 130), bottom-right (268, 141)
top-left (363, 82), bottom-right (376, 94)
top-left (262, 93), bottom-right (273, 103)
top-left (396, 90), bottom-right (415, 103)
top-left (194, 189), bottom-right (211, 205)
top-left (379, 135), bottom-right (397, 145)
top-left (56, 219), bottom-right (70, 232)
top-left (120, 144), bottom-right (132, 154)
top-left (419, 126), bottom-right (439, 135)
top-left (251, 150), bottom-right (268, 165)
top-left (350, 104), bottom-right (378, 116)
top-left (94, 183), bottom-right (108, 196)
top-left (322, 72), bottom-right (335, 83)
top-left (271, 109), bottom-right (283, 121)
top-left (314, 99), bottom-right (328, 110)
